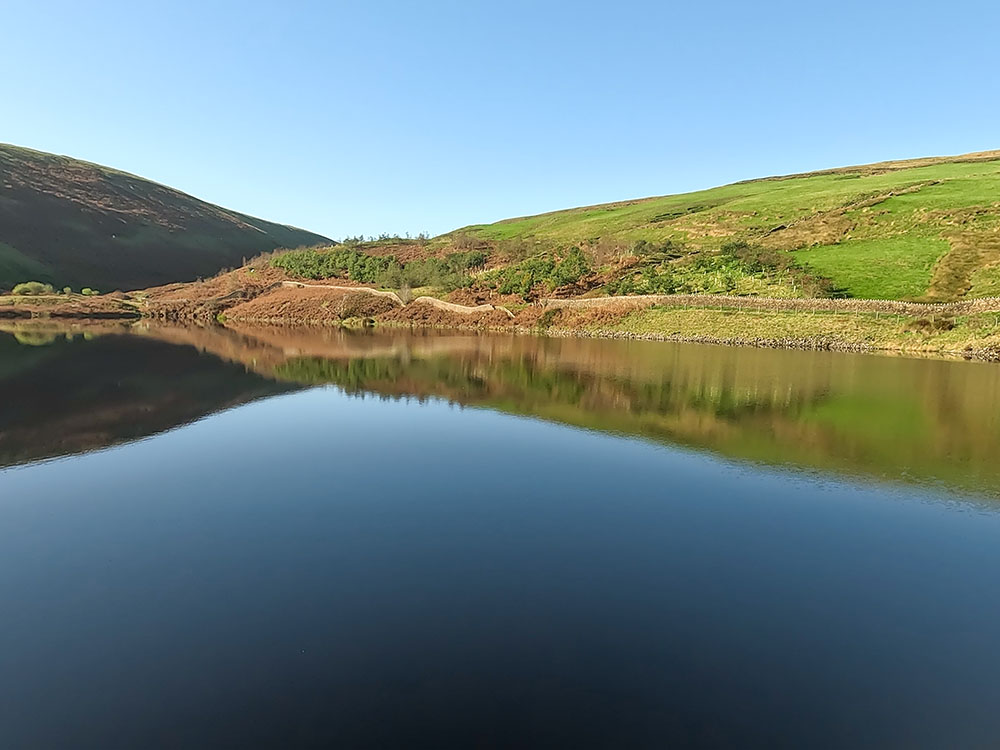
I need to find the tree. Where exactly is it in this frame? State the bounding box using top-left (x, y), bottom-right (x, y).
top-left (12, 281), bottom-right (55, 296)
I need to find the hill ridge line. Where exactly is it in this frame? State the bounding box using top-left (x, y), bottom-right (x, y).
top-left (446, 148), bottom-right (1000, 233)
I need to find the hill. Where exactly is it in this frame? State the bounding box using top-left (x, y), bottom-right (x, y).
top-left (433, 149), bottom-right (1000, 302)
top-left (5, 148), bottom-right (1000, 360)
top-left (0, 144), bottom-right (331, 291)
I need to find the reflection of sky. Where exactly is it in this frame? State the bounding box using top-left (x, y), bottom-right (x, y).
top-left (2, 387), bottom-right (1000, 746)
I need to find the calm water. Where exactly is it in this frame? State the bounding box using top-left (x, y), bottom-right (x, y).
top-left (2, 325), bottom-right (1000, 748)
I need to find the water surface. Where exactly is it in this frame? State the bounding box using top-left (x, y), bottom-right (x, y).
top-left (1, 325), bottom-right (999, 748)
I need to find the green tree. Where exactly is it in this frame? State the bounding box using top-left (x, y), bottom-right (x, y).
top-left (12, 281), bottom-right (55, 295)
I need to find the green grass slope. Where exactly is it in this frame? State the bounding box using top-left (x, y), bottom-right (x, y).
top-left (0, 144), bottom-right (331, 291)
top-left (442, 150), bottom-right (1000, 301)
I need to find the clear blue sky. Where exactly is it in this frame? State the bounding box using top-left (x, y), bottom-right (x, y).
top-left (6, 0), bottom-right (999, 240)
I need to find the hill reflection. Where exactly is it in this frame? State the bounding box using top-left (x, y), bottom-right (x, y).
top-left (2, 321), bottom-right (999, 496)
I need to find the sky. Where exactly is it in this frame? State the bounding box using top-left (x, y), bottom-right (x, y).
top-left (5, 0), bottom-right (999, 240)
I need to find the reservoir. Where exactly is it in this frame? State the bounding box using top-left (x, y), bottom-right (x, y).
top-left (1, 325), bottom-right (999, 748)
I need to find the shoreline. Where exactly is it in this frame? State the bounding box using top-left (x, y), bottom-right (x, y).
top-left (7, 314), bottom-right (995, 363)
top-left (535, 326), bottom-right (1000, 361)
top-left (364, 319), bottom-right (1000, 362)
top-left (4, 283), bottom-right (1000, 362)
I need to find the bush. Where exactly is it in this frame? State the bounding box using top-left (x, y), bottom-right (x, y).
top-left (719, 241), bottom-right (836, 297)
top-left (12, 281), bottom-right (55, 296)
top-left (905, 315), bottom-right (956, 333)
top-left (483, 256), bottom-right (555, 297)
top-left (451, 232), bottom-right (481, 251)
top-left (552, 246), bottom-right (590, 287)
top-left (604, 242), bottom-right (836, 298)
top-left (605, 268), bottom-right (674, 295)
top-left (378, 251), bottom-right (484, 291)
top-left (272, 247), bottom-right (486, 291)
top-left (271, 248), bottom-right (396, 283)
top-left (631, 239), bottom-right (683, 258)
top-left (80, 288), bottom-right (100, 296)
top-left (536, 308), bottom-right (562, 329)
top-left (477, 247), bottom-right (591, 299)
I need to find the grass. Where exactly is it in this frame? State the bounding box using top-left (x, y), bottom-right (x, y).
top-left (458, 162), bottom-right (997, 246)
top-left (443, 153), bottom-right (1000, 302)
top-left (796, 237), bottom-right (950, 300)
top-left (967, 263), bottom-right (1000, 297)
top-left (608, 307), bottom-right (907, 342)
top-left (0, 241), bottom-right (53, 285)
top-left (8, 142), bottom-right (1000, 307)
top-left (584, 306), bottom-right (1000, 355)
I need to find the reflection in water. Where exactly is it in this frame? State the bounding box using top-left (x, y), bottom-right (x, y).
top-left (3, 323), bottom-right (1000, 748)
top-left (2, 322), bottom-right (1000, 495)
top-left (0, 327), bottom-right (292, 467)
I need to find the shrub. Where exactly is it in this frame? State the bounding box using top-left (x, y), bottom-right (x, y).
top-left (476, 248), bottom-right (591, 299)
top-left (631, 239), bottom-right (683, 258)
top-left (905, 316), bottom-right (956, 333)
top-left (718, 240), bottom-right (835, 295)
top-left (552, 247), bottom-right (590, 287)
top-left (271, 248), bottom-right (396, 283)
top-left (380, 251), bottom-right (484, 290)
top-left (536, 308), bottom-right (561, 329)
top-left (606, 256), bottom-right (682, 295)
top-left (604, 242), bottom-right (836, 298)
top-left (452, 232), bottom-right (481, 251)
top-left (272, 248), bottom-right (485, 291)
top-left (12, 281), bottom-right (55, 296)
top-left (80, 288), bottom-right (100, 296)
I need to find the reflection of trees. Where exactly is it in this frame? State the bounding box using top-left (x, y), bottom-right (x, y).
top-left (4, 322), bottom-right (998, 497)
top-left (263, 340), bottom-right (1000, 497)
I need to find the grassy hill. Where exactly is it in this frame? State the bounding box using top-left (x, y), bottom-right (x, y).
top-left (423, 149), bottom-right (1000, 302)
top-left (5, 144), bottom-right (999, 303)
top-left (0, 144), bottom-right (331, 291)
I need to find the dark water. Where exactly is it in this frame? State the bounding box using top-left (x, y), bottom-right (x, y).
top-left (2, 326), bottom-right (1000, 748)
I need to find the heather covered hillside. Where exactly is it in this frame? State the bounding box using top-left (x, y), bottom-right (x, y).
top-left (0, 144), bottom-right (330, 291)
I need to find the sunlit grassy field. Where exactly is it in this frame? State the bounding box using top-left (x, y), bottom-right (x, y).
top-left (447, 153), bottom-right (1000, 301)
top-left (796, 238), bottom-right (950, 300)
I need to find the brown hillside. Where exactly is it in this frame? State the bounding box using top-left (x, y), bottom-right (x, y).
top-left (0, 143), bottom-right (331, 291)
